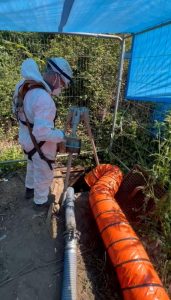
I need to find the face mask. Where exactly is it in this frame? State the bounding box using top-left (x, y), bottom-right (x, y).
top-left (51, 74), bottom-right (62, 96)
top-left (52, 87), bottom-right (61, 96)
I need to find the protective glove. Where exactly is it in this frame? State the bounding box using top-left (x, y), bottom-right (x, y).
top-left (56, 130), bottom-right (66, 153)
top-left (57, 141), bottom-right (66, 153)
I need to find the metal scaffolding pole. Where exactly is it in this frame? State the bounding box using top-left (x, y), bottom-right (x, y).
top-left (110, 38), bottom-right (125, 150)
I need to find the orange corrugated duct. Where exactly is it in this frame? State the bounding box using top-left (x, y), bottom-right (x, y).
top-left (85, 164), bottom-right (170, 300)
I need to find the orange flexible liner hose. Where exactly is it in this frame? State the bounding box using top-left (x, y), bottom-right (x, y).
top-left (85, 164), bottom-right (169, 300)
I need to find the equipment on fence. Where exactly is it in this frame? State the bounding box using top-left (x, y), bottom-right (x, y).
top-left (65, 136), bottom-right (81, 154)
top-left (60, 106), bottom-right (99, 206)
top-left (49, 106), bottom-right (99, 237)
top-left (58, 106), bottom-right (99, 163)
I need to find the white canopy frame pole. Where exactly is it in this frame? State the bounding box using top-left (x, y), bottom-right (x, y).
top-left (61, 32), bottom-right (123, 42)
top-left (110, 37), bottom-right (125, 150)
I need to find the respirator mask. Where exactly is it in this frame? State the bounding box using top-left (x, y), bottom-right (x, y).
top-left (52, 87), bottom-right (62, 96)
top-left (52, 74), bottom-right (62, 96)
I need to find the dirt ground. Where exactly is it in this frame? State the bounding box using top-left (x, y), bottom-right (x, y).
top-left (0, 169), bottom-right (120, 300)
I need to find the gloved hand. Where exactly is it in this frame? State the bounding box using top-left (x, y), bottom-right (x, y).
top-left (57, 141), bottom-right (66, 153)
top-left (56, 130), bottom-right (66, 153)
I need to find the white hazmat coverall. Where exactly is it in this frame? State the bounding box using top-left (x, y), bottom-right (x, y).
top-left (14, 59), bottom-right (65, 204)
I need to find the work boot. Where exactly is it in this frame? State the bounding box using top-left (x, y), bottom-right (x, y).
top-left (25, 188), bottom-right (34, 199)
top-left (32, 196), bottom-right (54, 210)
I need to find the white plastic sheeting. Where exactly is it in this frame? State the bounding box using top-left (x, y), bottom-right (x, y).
top-left (126, 24), bottom-right (171, 103)
top-left (0, 0), bottom-right (171, 33)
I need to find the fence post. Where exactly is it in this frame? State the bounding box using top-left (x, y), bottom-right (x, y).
top-left (110, 38), bottom-right (125, 150)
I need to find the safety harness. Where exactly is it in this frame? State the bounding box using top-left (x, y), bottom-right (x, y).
top-left (16, 80), bottom-right (55, 170)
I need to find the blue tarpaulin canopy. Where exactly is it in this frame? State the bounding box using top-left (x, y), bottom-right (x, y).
top-left (1, 0), bottom-right (171, 112)
top-left (0, 0), bottom-right (171, 34)
top-left (126, 24), bottom-right (171, 103)
top-left (126, 22), bottom-right (171, 118)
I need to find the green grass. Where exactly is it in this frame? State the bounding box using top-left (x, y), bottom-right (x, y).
top-left (0, 141), bottom-right (25, 173)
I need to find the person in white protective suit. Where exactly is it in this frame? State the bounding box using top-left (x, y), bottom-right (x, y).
top-left (13, 57), bottom-right (73, 208)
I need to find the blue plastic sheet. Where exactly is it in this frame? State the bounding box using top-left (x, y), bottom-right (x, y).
top-left (0, 0), bottom-right (171, 33)
top-left (0, 0), bottom-right (64, 32)
top-left (126, 24), bottom-right (171, 103)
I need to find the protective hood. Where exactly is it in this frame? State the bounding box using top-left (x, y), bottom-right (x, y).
top-left (47, 57), bottom-right (73, 87)
top-left (21, 58), bottom-right (51, 93)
